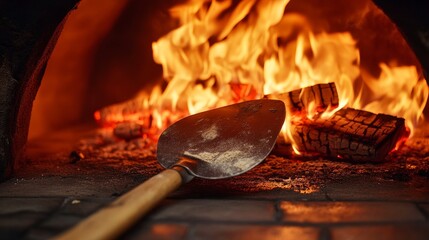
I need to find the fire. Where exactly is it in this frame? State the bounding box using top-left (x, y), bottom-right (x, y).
top-left (96, 0), bottom-right (428, 148)
top-left (357, 64), bottom-right (428, 134)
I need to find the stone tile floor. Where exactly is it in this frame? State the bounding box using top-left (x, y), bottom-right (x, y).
top-left (0, 174), bottom-right (428, 240)
top-left (1, 126), bottom-right (428, 239)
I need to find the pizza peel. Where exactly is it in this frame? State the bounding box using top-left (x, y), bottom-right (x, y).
top-left (56, 99), bottom-right (285, 240)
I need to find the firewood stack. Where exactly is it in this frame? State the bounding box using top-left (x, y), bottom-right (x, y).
top-left (267, 83), bottom-right (409, 162)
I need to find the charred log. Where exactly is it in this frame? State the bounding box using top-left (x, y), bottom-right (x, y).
top-left (267, 83), bottom-right (339, 114)
top-left (269, 83), bottom-right (408, 161)
top-left (0, 0), bottom-right (80, 180)
top-left (113, 122), bottom-right (144, 140)
top-left (290, 108), bottom-right (409, 162)
top-left (96, 95), bottom-right (151, 127)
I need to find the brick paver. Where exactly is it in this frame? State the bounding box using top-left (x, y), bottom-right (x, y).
top-left (0, 176), bottom-right (142, 198)
top-left (280, 202), bottom-right (425, 223)
top-left (25, 228), bottom-right (60, 240)
top-left (191, 224), bottom-right (319, 240)
top-left (150, 199), bottom-right (276, 222)
top-left (59, 197), bottom-right (113, 216)
top-left (331, 224), bottom-right (429, 240)
top-left (124, 223), bottom-right (188, 240)
top-left (0, 198), bottom-right (64, 237)
top-left (0, 198), bottom-right (63, 214)
top-left (0, 212), bottom-right (45, 229)
top-left (418, 203), bottom-right (429, 219)
top-left (39, 214), bottom-right (82, 230)
top-left (324, 178), bottom-right (429, 202)
top-left (0, 176), bottom-right (428, 240)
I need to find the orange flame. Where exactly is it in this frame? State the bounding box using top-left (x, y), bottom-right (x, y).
top-left (96, 0), bottom-right (428, 146)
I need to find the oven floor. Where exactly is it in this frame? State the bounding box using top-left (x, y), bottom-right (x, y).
top-left (1, 125), bottom-right (429, 239)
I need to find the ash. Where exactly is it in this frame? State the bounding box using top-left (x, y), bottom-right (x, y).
top-left (71, 128), bottom-right (429, 195)
top-left (77, 131), bottom-right (157, 160)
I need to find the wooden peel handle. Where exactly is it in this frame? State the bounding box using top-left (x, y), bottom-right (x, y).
top-left (55, 169), bottom-right (183, 240)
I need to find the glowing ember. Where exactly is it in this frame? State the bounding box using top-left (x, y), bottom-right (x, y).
top-left (96, 0), bottom-right (428, 147)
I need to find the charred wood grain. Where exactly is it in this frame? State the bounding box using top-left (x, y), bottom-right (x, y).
top-left (96, 96), bottom-right (150, 127)
top-left (267, 83), bottom-right (339, 114)
top-left (113, 122), bottom-right (144, 140)
top-left (290, 108), bottom-right (409, 162)
top-left (0, 0), bottom-right (80, 180)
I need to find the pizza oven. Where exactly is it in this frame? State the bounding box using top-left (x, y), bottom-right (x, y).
top-left (1, 0), bottom-right (429, 239)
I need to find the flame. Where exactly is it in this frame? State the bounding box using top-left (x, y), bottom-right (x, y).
top-left (358, 64), bottom-right (428, 135)
top-left (96, 0), bottom-right (428, 147)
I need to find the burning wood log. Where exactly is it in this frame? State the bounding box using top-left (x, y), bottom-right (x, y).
top-left (95, 96), bottom-right (151, 127)
top-left (267, 82), bottom-right (339, 114)
top-left (268, 82), bottom-right (409, 161)
top-left (290, 108), bottom-right (408, 162)
top-left (94, 90), bottom-right (186, 133)
top-left (113, 122), bottom-right (144, 140)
